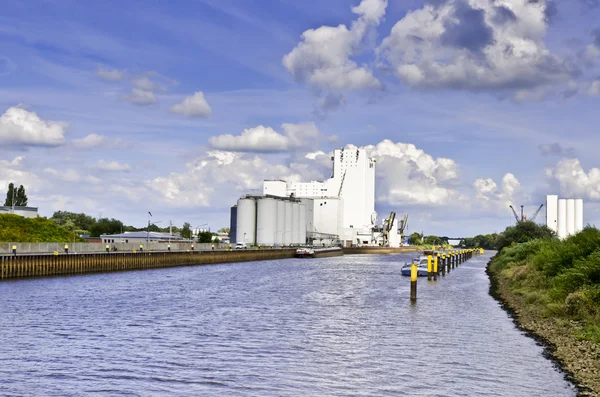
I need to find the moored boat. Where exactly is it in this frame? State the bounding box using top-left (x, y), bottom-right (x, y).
top-left (401, 256), bottom-right (430, 277)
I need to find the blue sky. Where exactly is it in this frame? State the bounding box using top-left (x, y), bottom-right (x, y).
top-left (1, 0), bottom-right (600, 236)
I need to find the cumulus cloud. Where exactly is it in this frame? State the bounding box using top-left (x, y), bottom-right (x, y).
top-left (377, 0), bottom-right (574, 98)
top-left (546, 158), bottom-right (600, 200)
top-left (473, 173), bottom-right (522, 212)
top-left (209, 122), bottom-right (321, 152)
top-left (43, 168), bottom-right (82, 182)
top-left (0, 156), bottom-right (25, 168)
top-left (283, 0), bottom-right (387, 111)
top-left (538, 142), bottom-right (575, 157)
top-left (170, 92), bottom-right (212, 118)
top-left (96, 160), bottom-right (132, 172)
top-left (0, 106), bottom-right (67, 147)
top-left (147, 150), bottom-right (306, 207)
top-left (121, 88), bottom-right (157, 106)
top-left (96, 67), bottom-right (126, 82)
top-left (362, 140), bottom-right (462, 206)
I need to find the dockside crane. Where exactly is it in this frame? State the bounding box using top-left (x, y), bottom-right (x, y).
top-left (509, 204), bottom-right (544, 223)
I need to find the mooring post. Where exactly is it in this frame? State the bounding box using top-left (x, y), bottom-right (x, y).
top-left (140, 244), bottom-right (144, 252)
top-left (12, 245), bottom-right (16, 256)
top-left (438, 253), bottom-right (444, 276)
top-left (64, 244), bottom-right (69, 255)
top-left (106, 244), bottom-right (110, 253)
top-left (433, 254), bottom-right (439, 280)
top-left (427, 255), bottom-right (432, 281)
top-left (410, 264), bottom-right (417, 302)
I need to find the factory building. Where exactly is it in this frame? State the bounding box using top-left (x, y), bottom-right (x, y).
top-left (546, 195), bottom-right (584, 239)
top-left (230, 146), bottom-right (403, 247)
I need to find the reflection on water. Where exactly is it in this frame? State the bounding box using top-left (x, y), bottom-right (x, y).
top-left (0, 253), bottom-right (575, 396)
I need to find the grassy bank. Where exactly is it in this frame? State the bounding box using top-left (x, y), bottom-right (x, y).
top-left (488, 227), bottom-right (600, 395)
top-left (0, 214), bottom-right (84, 243)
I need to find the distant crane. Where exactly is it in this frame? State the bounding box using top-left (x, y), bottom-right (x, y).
top-left (398, 214), bottom-right (408, 237)
top-left (509, 204), bottom-right (544, 223)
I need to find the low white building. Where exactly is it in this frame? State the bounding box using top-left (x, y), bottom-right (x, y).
top-left (100, 231), bottom-right (190, 244)
top-left (0, 206), bottom-right (38, 218)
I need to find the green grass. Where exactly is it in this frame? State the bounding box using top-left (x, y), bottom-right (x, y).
top-left (0, 214), bottom-right (84, 242)
top-left (490, 227), bottom-right (600, 344)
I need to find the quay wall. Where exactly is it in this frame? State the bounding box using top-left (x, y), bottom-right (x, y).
top-left (0, 249), bottom-right (296, 280)
top-left (0, 242), bottom-right (228, 254)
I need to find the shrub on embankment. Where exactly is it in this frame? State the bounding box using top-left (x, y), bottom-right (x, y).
top-left (0, 214), bottom-right (84, 243)
top-left (490, 226), bottom-right (600, 343)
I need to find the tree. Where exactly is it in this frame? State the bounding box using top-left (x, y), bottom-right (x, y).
top-left (218, 227), bottom-right (230, 234)
top-left (16, 185), bottom-right (27, 206)
top-left (423, 235), bottom-right (442, 245)
top-left (496, 221), bottom-right (555, 251)
top-left (181, 222), bottom-right (192, 239)
top-left (4, 183), bottom-right (15, 206)
top-left (89, 218), bottom-right (124, 237)
top-left (197, 231), bottom-right (213, 243)
top-left (409, 232), bottom-right (422, 245)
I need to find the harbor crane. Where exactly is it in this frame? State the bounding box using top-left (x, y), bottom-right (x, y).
top-left (509, 204), bottom-right (544, 223)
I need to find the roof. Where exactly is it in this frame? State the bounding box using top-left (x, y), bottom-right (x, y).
top-left (100, 231), bottom-right (187, 240)
top-left (0, 206), bottom-right (39, 212)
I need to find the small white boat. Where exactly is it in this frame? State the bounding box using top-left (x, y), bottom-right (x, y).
top-left (401, 256), bottom-right (429, 277)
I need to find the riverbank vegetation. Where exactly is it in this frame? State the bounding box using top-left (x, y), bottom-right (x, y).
top-left (488, 222), bottom-right (600, 394)
top-left (0, 214), bottom-right (84, 242)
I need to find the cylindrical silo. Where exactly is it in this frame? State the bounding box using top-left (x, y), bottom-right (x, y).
top-left (299, 204), bottom-right (307, 245)
top-left (284, 201), bottom-right (293, 246)
top-left (236, 198), bottom-right (256, 244)
top-left (276, 200), bottom-right (285, 246)
top-left (545, 195), bottom-right (558, 234)
top-left (257, 198), bottom-right (278, 246)
top-left (575, 199), bottom-right (584, 233)
top-left (292, 202), bottom-right (300, 245)
top-left (566, 199), bottom-right (575, 236)
top-left (557, 199), bottom-right (567, 239)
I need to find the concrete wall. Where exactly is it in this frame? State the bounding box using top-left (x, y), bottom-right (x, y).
top-left (0, 242), bottom-right (230, 254)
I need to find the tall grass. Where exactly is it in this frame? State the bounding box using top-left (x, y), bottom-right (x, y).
top-left (491, 227), bottom-right (600, 343)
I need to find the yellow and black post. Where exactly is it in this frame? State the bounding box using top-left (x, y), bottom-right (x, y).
top-left (410, 264), bottom-right (417, 302)
top-left (168, 244), bottom-right (171, 252)
top-left (427, 255), bottom-right (432, 281)
top-left (191, 244), bottom-right (194, 251)
top-left (433, 254), bottom-right (439, 280)
top-left (438, 253), bottom-right (444, 276)
top-left (12, 245), bottom-right (16, 256)
top-left (106, 244), bottom-right (110, 253)
top-left (140, 244), bottom-right (144, 252)
top-left (64, 244), bottom-right (69, 255)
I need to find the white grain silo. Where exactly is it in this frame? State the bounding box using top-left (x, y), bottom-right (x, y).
top-left (546, 195), bottom-right (558, 234)
top-left (284, 201), bottom-right (293, 246)
top-left (566, 199), bottom-right (575, 236)
top-left (257, 197), bottom-right (278, 246)
top-left (299, 204), bottom-right (307, 245)
top-left (236, 198), bottom-right (256, 244)
top-left (276, 200), bottom-right (285, 246)
top-left (575, 199), bottom-right (584, 233)
top-left (292, 202), bottom-right (300, 245)
top-left (557, 199), bottom-right (567, 239)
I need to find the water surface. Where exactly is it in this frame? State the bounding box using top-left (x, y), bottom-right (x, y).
top-left (0, 252), bottom-right (575, 396)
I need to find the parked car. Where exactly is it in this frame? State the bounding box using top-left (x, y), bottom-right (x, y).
top-left (235, 242), bottom-right (247, 249)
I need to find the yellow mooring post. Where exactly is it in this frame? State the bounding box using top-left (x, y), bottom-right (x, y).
top-left (410, 264), bottom-right (418, 302)
top-left (427, 255), bottom-right (433, 281)
top-left (433, 254), bottom-right (439, 280)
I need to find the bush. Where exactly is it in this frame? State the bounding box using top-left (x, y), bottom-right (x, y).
top-left (495, 221), bottom-right (555, 252)
top-left (0, 214), bottom-right (83, 242)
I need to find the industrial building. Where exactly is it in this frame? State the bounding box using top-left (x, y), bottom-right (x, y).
top-left (230, 146), bottom-right (404, 247)
top-left (0, 206), bottom-right (38, 218)
top-left (546, 195), bottom-right (584, 239)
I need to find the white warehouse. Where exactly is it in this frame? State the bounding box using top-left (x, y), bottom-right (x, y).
top-left (546, 195), bottom-right (584, 239)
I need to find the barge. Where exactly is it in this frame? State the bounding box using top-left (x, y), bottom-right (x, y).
top-left (295, 246), bottom-right (344, 258)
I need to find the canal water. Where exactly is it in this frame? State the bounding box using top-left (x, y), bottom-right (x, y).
top-left (0, 252), bottom-right (575, 396)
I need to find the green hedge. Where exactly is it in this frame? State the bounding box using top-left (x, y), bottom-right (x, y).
top-left (0, 214), bottom-right (84, 242)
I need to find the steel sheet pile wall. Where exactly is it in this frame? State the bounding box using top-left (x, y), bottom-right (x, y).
top-left (276, 200), bottom-right (285, 245)
top-left (257, 198), bottom-right (278, 246)
top-left (236, 198), bottom-right (256, 244)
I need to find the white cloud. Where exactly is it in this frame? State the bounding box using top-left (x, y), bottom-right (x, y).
top-left (377, 0), bottom-right (573, 98)
top-left (96, 67), bottom-right (126, 82)
top-left (170, 91), bottom-right (212, 118)
top-left (0, 156), bottom-right (25, 168)
top-left (43, 168), bottom-right (81, 182)
top-left (546, 158), bottom-right (600, 200)
top-left (0, 106), bottom-right (67, 147)
top-left (209, 122), bottom-right (321, 152)
top-left (131, 76), bottom-right (158, 91)
top-left (362, 140), bottom-right (462, 206)
top-left (71, 133), bottom-right (131, 150)
top-left (96, 160), bottom-right (132, 172)
top-left (474, 173), bottom-right (522, 209)
top-left (283, 0), bottom-right (387, 110)
top-left (121, 88), bottom-right (157, 106)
